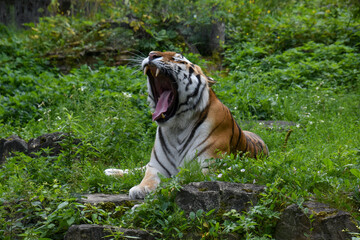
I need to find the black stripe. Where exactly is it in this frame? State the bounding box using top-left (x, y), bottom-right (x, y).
top-left (188, 74), bottom-right (193, 84)
top-left (175, 60), bottom-right (188, 65)
top-left (194, 114), bottom-right (225, 150)
top-left (185, 72), bottom-right (193, 91)
top-left (258, 142), bottom-right (264, 153)
top-left (153, 149), bottom-right (171, 177)
top-left (158, 128), bottom-right (177, 170)
top-left (179, 104), bottom-right (210, 157)
top-left (229, 110), bottom-right (235, 149)
top-left (251, 141), bottom-right (257, 156)
top-left (183, 73), bottom-right (191, 91)
top-left (178, 76), bottom-right (202, 108)
top-left (191, 75), bottom-right (202, 97)
top-left (176, 108), bottom-right (189, 117)
top-left (183, 74), bottom-right (200, 93)
top-left (245, 136), bottom-right (249, 152)
top-left (176, 136), bottom-right (183, 145)
top-left (197, 141), bottom-right (215, 157)
top-left (196, 74), bottom-right (201, 81)
top-left (234, 121), bottom-right (242, 151)
top-left (191, 83), bottom-right (206, 107)
top-left (177, 82), bottom-right (206, 115)
top-left (189, 66), bottom-right (194, 77)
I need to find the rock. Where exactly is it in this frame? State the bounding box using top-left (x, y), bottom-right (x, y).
top-left (64, 224), bottom-right (157, 240)
top-left (66, 195), bottom-right (151, 239)
top-left (175, 181), bottom-right (265, 214)
top-left (28, 132), bottom-right (81, 157)
top-left (275, 201), bottom-right (359, 240)
top-left (0, 132), bottom-right (83, 165)
top-left (80, 193), bottom-right (140, 205)
top-left (0, 135), bottom-right (28, 164)
top-left (79, 193), bottom-right (143, 218)
top-left (66, 188), bottom-right (359, 240)
top-left (80, 193), bottom-right (142, 209)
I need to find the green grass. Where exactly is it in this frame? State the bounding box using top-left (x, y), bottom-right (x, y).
top-left (1, 0), bottom-right (360, 239)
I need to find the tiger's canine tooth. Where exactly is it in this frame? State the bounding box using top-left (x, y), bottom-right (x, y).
top-left (143, 66), bottom-right (148, 75)
top-left (155, 68), bottom-right (160, 77)
top-left (161, 113), bottom-right (165, 119)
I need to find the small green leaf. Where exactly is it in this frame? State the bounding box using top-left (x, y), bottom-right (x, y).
top-left (323, 158), bottom-right (334, 171)
top-left (67, 216), bottom-right (75, 226)
top-left (196, 209), bottom-right (203, 217)
top-left (57, 201), bottom-right (69, 210)
top-left (206, 209), bottom-right (216, 216)
top-left (189, 211), bottom-right (195, 220)
top-left (350, 169), bottom-right (360, 179)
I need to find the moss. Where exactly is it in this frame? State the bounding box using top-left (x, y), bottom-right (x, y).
top-left (311, 209), bottom-right (338, 220)
top-left (242, 188), bottom-right (254, 193)
top-left (98, 201), bottom-right (116, 212)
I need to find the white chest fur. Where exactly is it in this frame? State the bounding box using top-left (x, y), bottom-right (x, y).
top-left (149, 118), bottom-right (212, 177)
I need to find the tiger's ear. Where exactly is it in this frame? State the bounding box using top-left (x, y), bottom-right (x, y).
top-left (207, 77), bottom-right (216, 87)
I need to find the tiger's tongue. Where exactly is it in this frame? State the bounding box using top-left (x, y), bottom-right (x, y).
top-left (152, 90), bottom-right (172, 121)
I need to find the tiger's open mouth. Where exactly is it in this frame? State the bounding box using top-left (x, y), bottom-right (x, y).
top-left (143, 65), bottom-right (178, 122)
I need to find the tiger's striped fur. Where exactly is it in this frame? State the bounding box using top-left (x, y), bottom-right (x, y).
top-left (107, 51), bottom-right (268, 199)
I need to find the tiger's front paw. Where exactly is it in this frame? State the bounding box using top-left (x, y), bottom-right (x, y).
top-left (128, 165), bottom-right (161, 199)
top-left (129, 185), bottom-right (152, 199)
top-left (104, 168), bottom-right (129, 177)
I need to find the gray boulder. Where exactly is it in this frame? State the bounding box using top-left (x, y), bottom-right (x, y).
top-left (64, 224), bottom-right (156, 240)
top-left (80, 193), bottom-right (142, 216)
top-left (79, 193), bottom-right (144, 212)
top-left (65, 195), bottom-right (149, 239)
top-left (80, 193), bottom-right (142, 206)
top-left (65, 186), bottom-right (359, 240)
top-left (0, 132), bottom-right (82, 165)
top-left (275, 201), bottom-right (358, 240)
top-left (175, 181), bottom-right (265, 213)
top-left (28, 132), bottom-right (81, 157)
top-left (0, 135), bottom-right (28, 164)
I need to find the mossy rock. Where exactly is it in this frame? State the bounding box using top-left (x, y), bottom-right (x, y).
top-left (275, 201), bottom-right (359, 240)
top-left (79, 193), bottom-right (143, 218)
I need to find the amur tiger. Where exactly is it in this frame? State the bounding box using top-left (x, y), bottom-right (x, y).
top-left (105, 51), bottom-right (269, 199)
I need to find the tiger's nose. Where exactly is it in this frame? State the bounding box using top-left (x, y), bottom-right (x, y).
top-left (149, 51), bottom-right (161, 61)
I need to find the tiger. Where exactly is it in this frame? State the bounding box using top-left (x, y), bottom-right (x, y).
top-left (105, 51), bottom-right (269, 199)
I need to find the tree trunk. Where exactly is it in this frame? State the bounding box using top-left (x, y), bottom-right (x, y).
top-left (209, 21), bottom-right (225, 54)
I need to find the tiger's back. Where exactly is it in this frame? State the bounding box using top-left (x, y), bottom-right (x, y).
top-left (204, 89), bottom-right (268, 159)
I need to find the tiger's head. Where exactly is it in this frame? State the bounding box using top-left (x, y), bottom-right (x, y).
top-left (142, 51), bottom-right (215, 126)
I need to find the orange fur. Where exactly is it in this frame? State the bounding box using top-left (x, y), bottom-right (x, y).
top-left (204, 89), bottom-right (268, 158)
